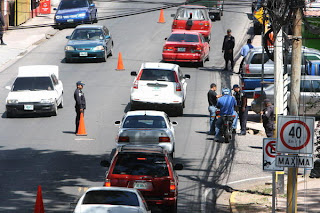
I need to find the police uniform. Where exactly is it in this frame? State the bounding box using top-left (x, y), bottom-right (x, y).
top-left (233, 90), bottom-right (248, 135)
top-left (262, 104), bottom-right (274, 137)
top-left (74, 82), bottom-right (86, 133)
top-left (222, 34), bottom-right (235, 70)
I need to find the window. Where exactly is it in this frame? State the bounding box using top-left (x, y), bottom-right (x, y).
top-left (70, 29), bottom-right (104, 40)
top-left (250, 53), bottom-right (270, 64)
top-left (59, 0), bottom-right (88, 10)
top-left (51, 74), bottom-right (58, 85)
top-left (304, 54), bottom-right (320, 61)
top-left (82, 190), bottom-right (139, 206)
top-left (113, 153), bottom-right (169, 177)
top-left (140, 69), bottom-right (175, 82)
top-left (13, 77), bottom-right (54, 91)
top-left (178, 68), bottom-right (184, 81)
top-left (167, 34), bottom-right (199, 43)
top-left (199, 34), bottom-right (205, 43)
top-left (123, 115), bottom-right (167, 128)
top-left (312, 80), bottom-right (320, 92)
top-left (301, 80), bottom-right (312, 92)
top-left (103, 27), bottom-right (109, 35)
top-left (176, 8), bottom-right (205, 20)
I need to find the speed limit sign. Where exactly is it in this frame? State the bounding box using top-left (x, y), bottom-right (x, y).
top-left (276, 116), bottom-right (315, 154)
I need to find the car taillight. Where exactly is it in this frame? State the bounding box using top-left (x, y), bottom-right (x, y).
top-left (245, 64), bottom-right (250, 73)
top-left (176, 83), bottom-right (182, 91)
top-left (253, 93), bottom-right (261, 99)
top-left (172, 20), bottom-right (177, 27)
top-left (170, 180), bottom-right (176, 192)
top-left (118, 136), bottom-right (130, 142)
top-left (204, 22), bottom-right (209, 29)
top-left (192, 46), bottom-right (201, 53)
top-left (163, 46), bottom-right (175, 52)
top-left (104, 179), bottom-right (111, 187)
top-left (159, 137), bottom-right (170, 142)
top-left (133, 81), bottom-right (139, 89)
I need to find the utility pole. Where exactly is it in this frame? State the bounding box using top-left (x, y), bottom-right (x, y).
top-left (287, 5), bottom-right (303, 213)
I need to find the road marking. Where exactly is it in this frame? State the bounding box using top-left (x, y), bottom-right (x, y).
top-left (74, 138), bottom-right (95, 141)
top-left (227, 176), bottom-right (271, 185)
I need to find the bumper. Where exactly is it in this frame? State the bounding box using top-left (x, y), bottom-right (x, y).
top-left (145, 196), bottom-right (176, 207)
top-left (117, 143), bottom-right (174, 153)
top-left (6, 103), bottom-right (55, 115)
top-left (162, 52), bottom-right (202, 62)
top-left (65, 50), bottom-right (105, 60)
top-left (55, 17), bottom-right (90, 25)
top-left (131, 100), bottom-right (183, 109)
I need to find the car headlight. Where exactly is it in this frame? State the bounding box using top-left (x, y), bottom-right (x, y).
top-left (78, 13), bottom-right (86, 17)
top-left (93, 45), bottom-right (104, 51)
top-left (55, 15), bottom-right (63, 19)
top-left (7, 99), bottom-right (18, 104)
top-left (40, 98), bottom-right (54, 104)
top-left (65, 46), bottom-right (75, 51)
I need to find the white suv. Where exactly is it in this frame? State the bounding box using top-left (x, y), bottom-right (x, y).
top-left (130, 62), bottom-right (190, 116)
top-left (5, 65), bottom-right (64, 117)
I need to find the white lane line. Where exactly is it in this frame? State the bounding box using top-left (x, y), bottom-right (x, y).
top-left (74, 138), bottom-right (95, 141)
top-left (227, 176), bottom-right (272, 185)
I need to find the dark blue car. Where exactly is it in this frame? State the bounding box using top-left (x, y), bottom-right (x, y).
top-left (64, 25), bottom-right (113, 62)
top-left (54, 0), bottom-right (97, 29)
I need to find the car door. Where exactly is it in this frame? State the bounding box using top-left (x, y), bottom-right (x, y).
top-left (51, 74), bottom-right (63, 104)
top-left (87, 0), bottom-right (94, 21)
top-left (103, 26), bottom-right (112, 53)
top-left (200, 34), bottom-right (209, 58)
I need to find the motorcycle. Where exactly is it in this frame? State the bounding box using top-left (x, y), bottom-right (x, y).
top-left (216, 110), bottom-right (236, 143)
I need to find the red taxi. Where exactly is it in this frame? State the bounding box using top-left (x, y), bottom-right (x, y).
top-left (162, 31), bottom-right (210, 67)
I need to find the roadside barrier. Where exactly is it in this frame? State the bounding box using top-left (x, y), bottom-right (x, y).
top-left (116, 52), bottom-right (125, 71)
top-left (34, 185), bottom-right (45, 213)
top-left (76, 112), bottom-right (87, 136)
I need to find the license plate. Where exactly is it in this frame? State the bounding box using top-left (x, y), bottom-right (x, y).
top-left (67, 19), bottom-right (74, 23)
top-left (153, 87), bottom-right (160, 90)
top-left (133, 182), bottom-right (149, 190)
top-left (177, 48), bottom-right (186, 52)
top-left (79, 52), bottom-right (88, 57)
top-left (24, 105), bottom-right (34, 110)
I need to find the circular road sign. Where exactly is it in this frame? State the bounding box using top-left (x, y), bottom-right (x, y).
top-left (280, 120), bottom-right (311, 150)
top-left (266, 141), bottom-right (276, 158)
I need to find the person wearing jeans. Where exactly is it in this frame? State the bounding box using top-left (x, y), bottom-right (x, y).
top-left (207, 83), bottom-right (220, 135)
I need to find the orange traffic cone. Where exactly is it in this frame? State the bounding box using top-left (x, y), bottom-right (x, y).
top-left (76, 112), bottom-right (87, 136)
top-left (116, 52), bottom-right (125, 71)
top-left (34, 185), bottom-right (45, 213)
top-left (158, 9), bottom-right (165, 23)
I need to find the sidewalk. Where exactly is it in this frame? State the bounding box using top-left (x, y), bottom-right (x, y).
top-left (0, 9), bottom-right (58, 72)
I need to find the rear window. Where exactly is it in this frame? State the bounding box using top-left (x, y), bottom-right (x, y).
top-left (113, 153), bottom-right (169, 177)
top-left (123, 115), bottom-right (167, 128)
top-left (82, 190), bottom-right (139, 206)
top-left (13, 77), bottom-right (54, 91)
top-left (168, 34), bottom-right (199, 42)
top-left (250, 53), bottom-right (270, 64)
top-left (140, 69), bottom-right (176, 82)
top-left (59, 0), bottom-right (88, 9)
top-left (176, 8), bottom-right (206, 20)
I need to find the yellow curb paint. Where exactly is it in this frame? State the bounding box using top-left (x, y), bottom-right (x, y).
top-left (229, 191), bottom-right (239, 213)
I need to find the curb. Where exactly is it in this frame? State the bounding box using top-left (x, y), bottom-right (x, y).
top-left (229, 191), bottom-right (239, 213)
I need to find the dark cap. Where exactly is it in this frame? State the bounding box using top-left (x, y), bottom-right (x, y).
top-left (232, 84), bottom-right (240, 89)
top-left (264, 99), bottom-right (271, 103)
top-left (227, 29), bottom-right (232, 33)
top-left (76, 81), bottom-right (85, 86)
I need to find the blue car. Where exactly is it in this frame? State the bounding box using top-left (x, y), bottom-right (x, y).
top-left (54, 0), bottom-right (97, 29)
top-left (64, 25), bottom-right (114, 62)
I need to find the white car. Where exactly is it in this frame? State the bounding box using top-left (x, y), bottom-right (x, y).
top-left (115, 110), bottom-right (177, 156)
top-left (130, 62), bottom-right (190, 116)
top-left (5, 65), bottom-right (63, 117)
top-left (73, 187), bottom-right (151, 213)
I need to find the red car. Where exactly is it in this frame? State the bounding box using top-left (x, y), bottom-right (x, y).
top-left (162, 31), bottom-right (210, 67)
top-left (172, 5), bottom-right (212, 41)
top-left (101, 146), bottom-right (183, 213)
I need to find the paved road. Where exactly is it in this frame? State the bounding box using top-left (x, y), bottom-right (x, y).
top-left (0, 0), bottom-right (268, 212)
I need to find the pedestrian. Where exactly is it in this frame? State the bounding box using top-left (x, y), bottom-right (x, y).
top-left (74, 81), bottom-right (86, 134)
top-left (238, 39), bottom-right (254, 74)
top-left (261, 99), bottom-right (274, 138)
top-left (0, 11), bottom-right (6, 45)
top-left (222, 29), bottom-right (235, 71)
top-left (232, 84), bottom-right (248, 135)
top-left (207, 83), bottom-right (221, 135)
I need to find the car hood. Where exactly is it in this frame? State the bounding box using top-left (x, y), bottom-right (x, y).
top-left (6, 91), bottom-right (57, 102)
top-left (78, 205), bottom-right (140, 213)
top-left (67, 40), bottom-right (104, 48)
top-left (56, 7), bottom-right (88, 15)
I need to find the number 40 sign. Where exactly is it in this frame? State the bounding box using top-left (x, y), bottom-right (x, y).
top-left (276, 116), bottom-right (315, 154)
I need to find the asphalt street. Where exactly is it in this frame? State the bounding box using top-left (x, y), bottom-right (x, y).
top-left (0, 0), bottom-right (269, 212)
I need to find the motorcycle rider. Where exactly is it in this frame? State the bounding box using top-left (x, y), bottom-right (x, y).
top-left (215, 88), bottom-right (238, 141)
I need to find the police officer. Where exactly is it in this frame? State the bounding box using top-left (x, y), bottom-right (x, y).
top-left (261, 99), bottom-right (274, 137)
top-left (222, 29), bottom-right (235, 71)
top-left (74, 81), bottom-right (86, 133)
top-left (233, 84), bottom-right (248, 135)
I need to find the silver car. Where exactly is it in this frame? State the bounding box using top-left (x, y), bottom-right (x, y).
top-left (251, 75), bottom-right (320, 116)
top-left (115, 110), bottom-right (177, 155)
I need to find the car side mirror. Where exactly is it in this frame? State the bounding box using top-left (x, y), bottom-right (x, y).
top-left (174, 163), bottom-right (183, 170)
top-left (171, 121), bottom-right (178, 126)
top-left (5, 86), bottom-right (11, 90)
top-left (100, 160), bottom-right (110, 167)
top-left (105, 35), bottom-right (110, 39)
top-left (164, 37), bottom-right (167, 40)
top-left (66, 36), bottom-right (70, 39)
top-left (184, 74), bottom-right (191, 79)
top-left (115, 120), bottom-right (121, 125)
top-left (90, 3), bottom-right (95, 7)
top-left (53, 8), bottom-right (57, 10)
top-left (171, 14), bottom-right (175, 17)
top-left (131, 71), bottom-right (137, 76)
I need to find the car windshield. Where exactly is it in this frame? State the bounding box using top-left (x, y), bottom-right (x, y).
top-left (167, 34), bottom-right (199, 42)
top-left (176, 8), bottom-right (205, 20)
top-left (140, 69), bottom-right (175, 82)
top-left (113, 153), bottom-right (169, 177)
top-left (70, 29), bottom-right (104, 40)
top-left (123, 115), bottom-right (167, 128)
top-left (59, 0), bottom-right (88, 9)
top-left (82, 190), bottom-right (139, 206)
top-left (12, 77), bottom-right (54, 91)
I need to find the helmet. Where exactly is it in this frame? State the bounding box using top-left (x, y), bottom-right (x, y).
top-left (222, 88), bottom-right (231, 95)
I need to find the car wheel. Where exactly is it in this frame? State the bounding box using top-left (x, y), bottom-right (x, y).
top-left (58, 96), bottom-right (64, 108)
top-left (216, 13), bottom-right (221, 20)
top-left (197, 59), bottom-right (204, 68)
top-left (94, 14), bottom-right (98, 23)
top-left (207, 34), bottom-right (211, 42)
top-left (108, 44), bottom-right (113, 57)
top-left (170, 151), bottom-right (174, 159)
top-left (175, 105), bottom-right (183, 116)
top-left (102, 50), bottom-right (107, 62)
top-left (51, 102), bottom-right (58, 116)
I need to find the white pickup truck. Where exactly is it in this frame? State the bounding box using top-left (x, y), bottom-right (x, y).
top-left (5, 65), bottom-right (64, 117)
